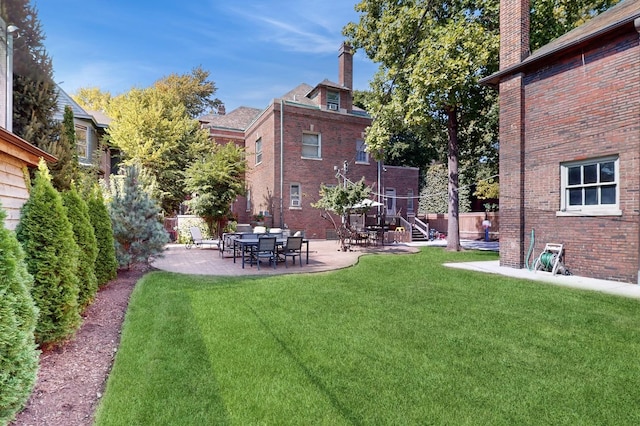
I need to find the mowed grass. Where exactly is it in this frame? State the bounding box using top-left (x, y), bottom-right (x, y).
top-left (94, 248), bottom-right (640, 425)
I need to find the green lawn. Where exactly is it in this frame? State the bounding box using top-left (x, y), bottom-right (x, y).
top-left (94, 248), bottom-right (640, 425)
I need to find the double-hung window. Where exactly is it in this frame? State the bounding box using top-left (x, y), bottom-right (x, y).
top-left (255, 138), bottom-right (262, 165)
top-left (302, 133), bottom-right (321, 159)
top-left (290, 183), bottom-right (301, 208)
top-left (559, 156), bottom-right (620, 215)
top-left (327, 91), bottom-right (340, 111)
top-left (75, 125), bottom-right (88, 160)
top-left (356, 139), bottom-right (368, 163)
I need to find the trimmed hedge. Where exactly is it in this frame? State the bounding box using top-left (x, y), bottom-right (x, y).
top-left (62, 186), bottom-right (98, 310)
top-left (16, 160), bottom-right (81, 346)
top-left (0, 205), bottom-right (39, 424)
top-left (87, 186), bottom-right (117, 286)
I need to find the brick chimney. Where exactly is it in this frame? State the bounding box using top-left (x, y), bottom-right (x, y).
top-left (338, 42), bottom-right (353, 89)
top-left (498, 0), bottom-right (529, 269)
top-left (500, 0), bottom-right (530, 69)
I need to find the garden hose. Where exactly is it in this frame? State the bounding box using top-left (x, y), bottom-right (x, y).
top-left (525, 228), bottom-right (535, 271)
top-left (538, 252), bottom-right (557, 271)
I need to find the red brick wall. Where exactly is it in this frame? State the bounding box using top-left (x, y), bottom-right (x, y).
top-left (498, 0), bottom-right (529, 268)
top-left (242, 101), bottom-right (420, 239)
top-left (499, 0), bottom-right (529, 67)
top-left (520, 34), bottom-right (640, 283)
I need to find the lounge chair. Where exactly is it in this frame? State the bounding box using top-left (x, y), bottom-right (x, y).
top-left (186, 227), bottom-right (219, 249)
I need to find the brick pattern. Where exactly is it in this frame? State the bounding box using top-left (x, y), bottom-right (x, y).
top-left (242, 102), bottom-right (419, 238)
top-left (500, 28), bottom-right (640, 282)
top-left (499, 0), bottom-right (530, 68)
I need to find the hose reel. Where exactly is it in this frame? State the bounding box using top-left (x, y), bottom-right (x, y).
top-left (533, 243), bottom-right (569, 276)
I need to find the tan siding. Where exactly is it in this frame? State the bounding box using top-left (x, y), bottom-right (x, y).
top-left (0, 151), bottom-right (29, 230)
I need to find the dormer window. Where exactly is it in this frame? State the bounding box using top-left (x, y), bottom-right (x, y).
top-left (327, 91), bottom-right (340, 111)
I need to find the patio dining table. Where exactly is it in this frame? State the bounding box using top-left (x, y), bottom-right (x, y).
top-left (233, 237), bottom-right (310, 269)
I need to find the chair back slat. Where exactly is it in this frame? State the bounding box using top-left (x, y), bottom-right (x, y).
top-left (285, 236), bottom-right (303, 251)
top-left (258, 236), bottom-right (276, 251)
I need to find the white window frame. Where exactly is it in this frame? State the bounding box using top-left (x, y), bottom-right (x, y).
top-left (327, 90), bottom-right (340, 111)
top-left (356, 139), bottom-right (369, 164)
top-left (290, 183), bottom-right (301, 208)
top-left (558, 155), bottom-right (621, 216)
top-left (302, 132), bottom-right (321, 159)
top-left (255, 138), bottom-right (262, 165)
top-left (75, 124), bottom-right (89, 160)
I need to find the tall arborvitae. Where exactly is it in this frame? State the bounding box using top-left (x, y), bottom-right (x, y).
top-left (1, 0), bottom-right (60, 149)
top-left (16, 160), bottom-right (81, 346)
top-left (87, 185), bottom-right (118, 286)
top-left (109, 164), bottom-right (169, 268)
top-left (0, 204), bottom-right (39, 425)
top-left (62, 186), bottom-right (98, 310)
top-left (49, 106), bottom-right (79, 191)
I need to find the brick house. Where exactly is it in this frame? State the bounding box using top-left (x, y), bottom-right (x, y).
top-left (482, 0), bottom-right (640, 283)
top-left (200, 43), bottom-right (419, 239)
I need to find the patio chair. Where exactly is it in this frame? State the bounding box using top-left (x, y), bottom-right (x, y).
top-left (187, 227), bottom-right (218, 249)
top-left (253, 225), bottom-right (267, 234)
top-left (236, 223), bottom-right (253, 233)
top-left (268, 227), bottom-right (283, 238)
top-left (279, 236), bottom-right (303, 268)
top-left (254, 236), bottom-right (277, 270)
top-left (219, 233), bottom-right (237, 258)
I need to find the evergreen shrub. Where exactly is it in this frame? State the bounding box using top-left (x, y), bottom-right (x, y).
top-left (109, 165), bottom-right (169, 268)
top-left (87, 186), bottom-right (118, 286)
top-left (62, 186), bottom-right (98, 310)
top-left (15, 160), bottom-right (81, 346)
top-left (0, 205), bottom-right (39, 425)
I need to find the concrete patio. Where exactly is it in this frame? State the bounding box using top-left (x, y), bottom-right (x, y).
top-left (150, 238), bottom-right (640, 300)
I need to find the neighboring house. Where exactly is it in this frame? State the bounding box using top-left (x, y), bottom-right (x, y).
top-left (200, 43), bottom-right (419, 238)
top-left (0, 16), bottom-right (56, 229)
top-left (0, 127), bottom-right (56, 229)
top-left (482, 0), bottom-right (640, 283)
top-left (55, 86), bottom-right (114, 178)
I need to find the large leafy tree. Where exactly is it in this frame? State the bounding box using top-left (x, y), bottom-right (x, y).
top-left (106, 86), bottom-right (211, 214)
top-left (1, 0), bottom-right (59, 149)
top-left (153, 66), bottom-right (222, 118)
top-left (345, 0), bottom-right (620, 251)
top-left (184, 141), bottom-right (247, 237)
top-left (345, 0), bottom-right (499, 251)
top-left (72, 87), bottom-right (112, 112)
top-left (530, 0), bottom-right (622, 50)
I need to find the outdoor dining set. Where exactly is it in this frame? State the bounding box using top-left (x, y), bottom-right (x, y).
top-left (189, 226), bottom-right (309, 270)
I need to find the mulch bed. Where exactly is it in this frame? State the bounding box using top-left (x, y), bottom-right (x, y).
top-left (11, 266), bottom-right (149, 426)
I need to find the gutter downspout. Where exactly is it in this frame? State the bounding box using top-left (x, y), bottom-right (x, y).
top-left (280, 99), bottom-right (284, 228)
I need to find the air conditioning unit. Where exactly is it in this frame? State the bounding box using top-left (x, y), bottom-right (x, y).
top-left (328, 103), bottom-right (338, 111)
top-left (291, 199), bottom-right (300, 207)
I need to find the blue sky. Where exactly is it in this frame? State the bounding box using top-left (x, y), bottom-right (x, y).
top-left (36, 0), bottom-right (378, 113)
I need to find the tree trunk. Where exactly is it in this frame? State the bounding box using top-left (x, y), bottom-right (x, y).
top-left (446, 105), bottom-right (461, 251)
